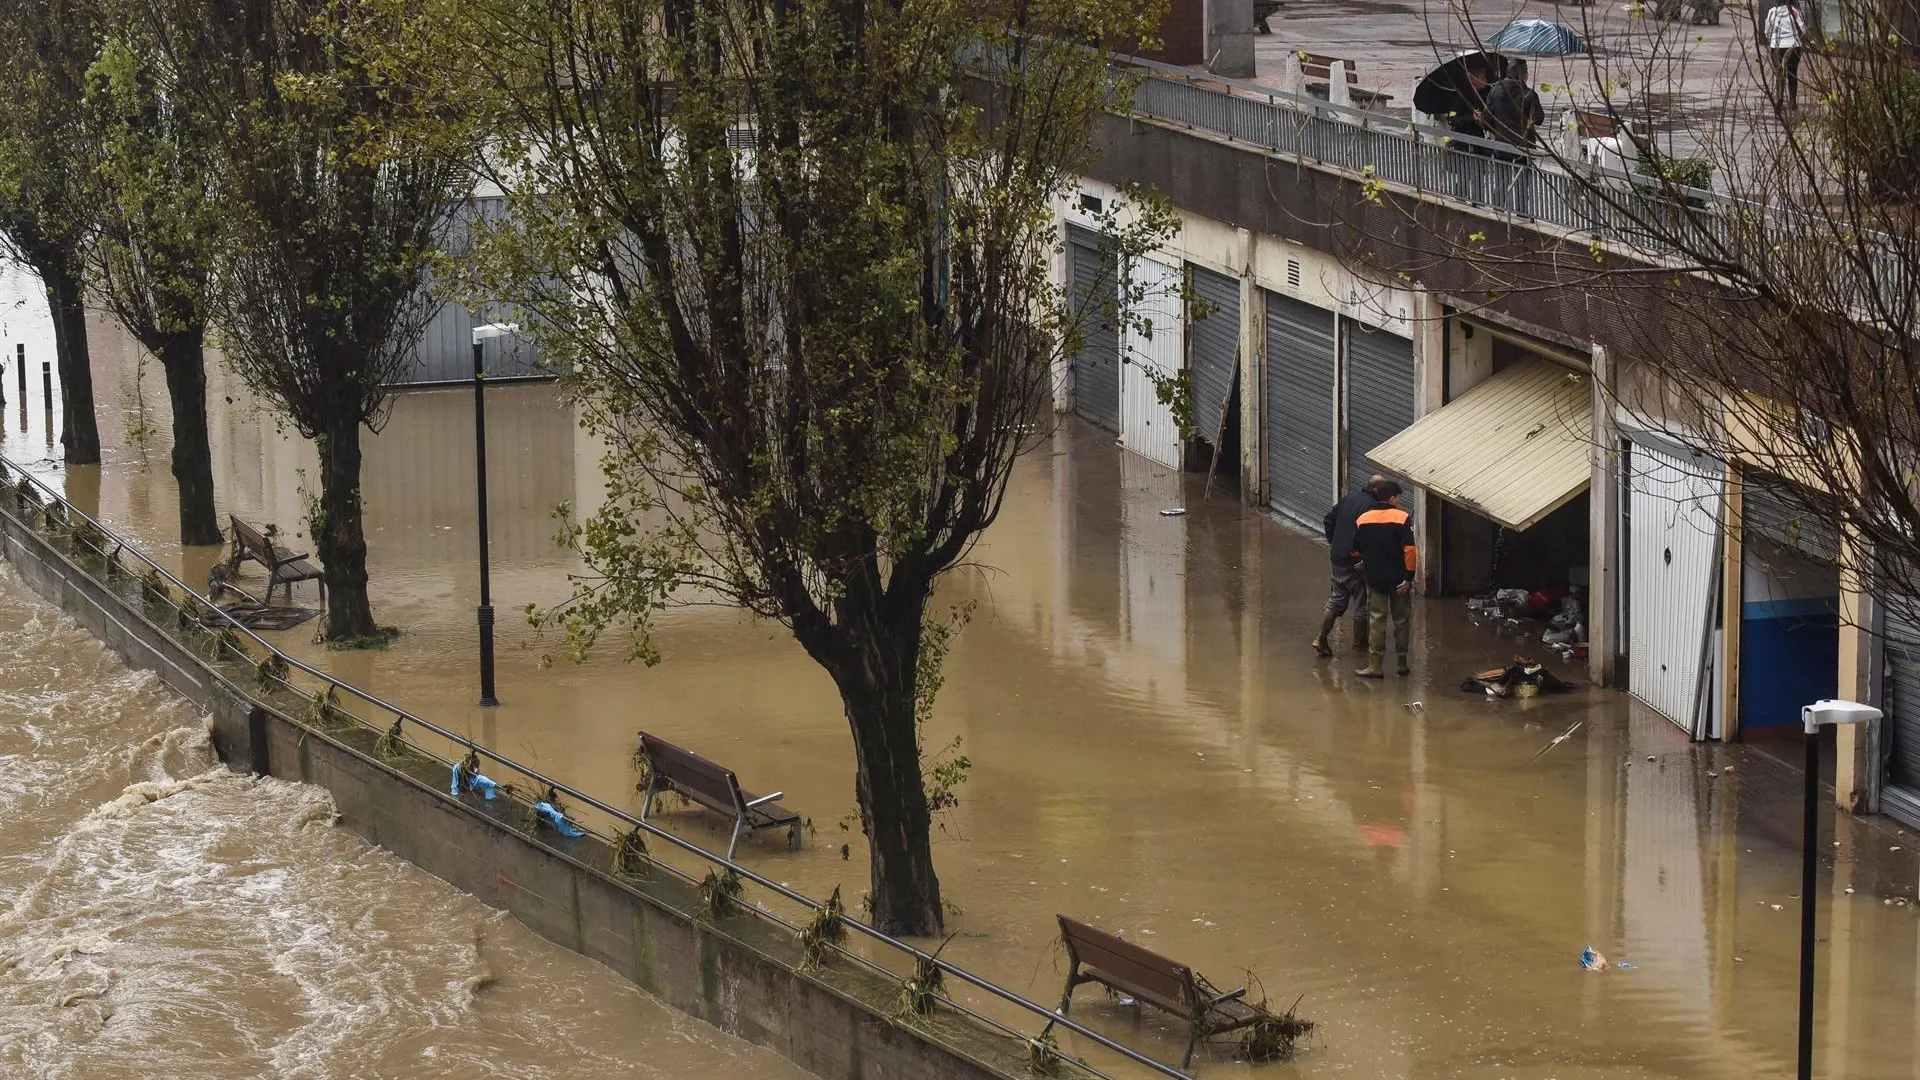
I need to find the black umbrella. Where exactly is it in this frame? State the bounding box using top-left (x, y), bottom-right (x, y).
top-left (1414, 51), bottom-right (1511, 126)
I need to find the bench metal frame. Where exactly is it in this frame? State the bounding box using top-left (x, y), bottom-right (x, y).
top-left (1053, 915), bottom-right (1255, 1070)
top-left (227, 515), bottom-right (325, 604)
top-left (638, 732), bottom-right (800, 859)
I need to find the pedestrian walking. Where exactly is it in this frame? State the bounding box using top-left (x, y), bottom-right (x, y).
top-left (1480, 59), bottom-right (1545, 214)
top-left (1765, 2), bottom-right (1807, 110)
top-left (1314, 473), bottom-right (1385, 657)
top-left (1351, 480), bottom-right (1416, 679)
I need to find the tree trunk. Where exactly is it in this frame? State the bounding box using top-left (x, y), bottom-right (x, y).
top-left (42, 263), bottom-right (100, 465)
top-left (313, 414), bottom-right (378, 639)
top-left (156, 330), bottom-right (222, 546)
top-left (830, 606), bottom-right (944, 937)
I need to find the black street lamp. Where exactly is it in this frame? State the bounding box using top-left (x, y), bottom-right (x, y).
top-left (1795, 698), bottom-right (1879, 1080)
top-left (471, 321), bottom-right (519, 708)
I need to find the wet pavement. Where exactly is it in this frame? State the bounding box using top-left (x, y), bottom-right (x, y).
top-left (1244, 0), bottom-right (1785, 170)
top-left (4, 263), bottom-right (1919, 1078)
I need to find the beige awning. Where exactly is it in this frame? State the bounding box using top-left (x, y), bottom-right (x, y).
top-left (1367, 360), bottom-right (1593, 531)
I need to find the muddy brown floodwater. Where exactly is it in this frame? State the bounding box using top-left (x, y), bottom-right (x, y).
top-left (0, 273), bottom-right (805, 1080)
top-left (4, 264), bottom-right (1919, 1079)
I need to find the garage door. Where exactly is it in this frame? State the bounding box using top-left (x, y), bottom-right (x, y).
top-left (1067, 225), bottom-right (1119, 433)
top-left (1265, 292), bottom-right (1337, 528)
top-left (1884, 608), bottom-right (1920, 828)
top-left (1119, 255), bottom-right (1183, 469)
top-left (1188, 266), bottom-right (1240, 447)
top-left (1627, 442), bottom-right (1723, 733)
top-left (1343, 317), bottom-right (1416, 494)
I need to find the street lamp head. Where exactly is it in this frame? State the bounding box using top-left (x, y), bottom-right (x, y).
top-left (472, 322), bottom-right (520, 346)
top-left (1801, 698), bottom-right (1882, 734)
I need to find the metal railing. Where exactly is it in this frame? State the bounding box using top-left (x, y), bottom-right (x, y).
top-left (1105, 52), bottom-right (1910, 323)
top-left (0, 450), bottom-right (1198, 1080)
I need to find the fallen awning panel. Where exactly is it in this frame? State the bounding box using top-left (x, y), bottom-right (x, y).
top-left (1367, 359), bottom-right (1593, 531)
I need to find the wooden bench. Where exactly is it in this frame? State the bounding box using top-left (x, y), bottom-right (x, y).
top-left (638, 732), bottom-right (801, 859)
top-left (1253, 0), bottom-right (1281, 33)
top-left (1054, 915), bottom-right (1263, 1069)
top-left (226, 515), bottom-right (325, 604)
top-left (1299, 53), bottom-right (1394, 109)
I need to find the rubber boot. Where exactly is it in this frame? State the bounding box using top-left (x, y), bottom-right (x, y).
top-left (1351, 614), bottom-right (1370, 654)
top-left (1356, 648), bottom-right (1385, 679)
top-left (1396, 652), bottom-right (1411, 676)
top-left (1311, 612), bottom-right (1338, 656)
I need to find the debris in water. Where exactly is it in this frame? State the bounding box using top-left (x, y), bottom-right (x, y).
top-left (697, 868), bottom-right (744, 920)
top-left (1028, 1027), bottom-right (1067, 1076)
top-left (1235, 990), bottom-right (1314, 1062)
top-left (798, 886), bottom-right (847, 970)
top-left (1580, 945), bottom-right (1608, 971)
top-left (1404, 701), bottom-right (1424, 713)
top-left (1460, 657), bottom-right (1577, 698)
top-left (1158, 508), bottom-right (1188, 516)
top-left (1525, 720), bottom-right (1584, 765)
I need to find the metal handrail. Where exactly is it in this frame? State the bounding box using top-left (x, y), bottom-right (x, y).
top-left (0, 451), bottom-right (1199, 1080)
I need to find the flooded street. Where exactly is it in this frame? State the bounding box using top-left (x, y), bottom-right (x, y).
top-left (0, 275), bottom-right (807, 1079)
top-left (4, 263), bottom-right (1920, 1078)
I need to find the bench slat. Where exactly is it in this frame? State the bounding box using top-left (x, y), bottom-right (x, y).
top-left (640, 733), bottom-right (800, 852)
top-left (1059, 916), bottom-right (1194, 1009)
top-left (1058, 915), bottom-right (1264, 1031)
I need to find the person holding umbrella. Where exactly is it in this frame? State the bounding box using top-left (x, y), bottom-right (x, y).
top-left (1481, 58), bottom-right (1545, 213)
top-left (1415, 52), bottom-right (1502, 203)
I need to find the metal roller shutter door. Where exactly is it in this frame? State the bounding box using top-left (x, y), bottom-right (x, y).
top-left (1741, 473), bottom-right (1839, 564)
top-left (1265, 292), bottom-right (1338, 528)
top-left (1188, 266), bottom-right (1240, 444)
top-left (1343, 319), bottom-right (1416, 494)
top-left (1884, 609), bottom-right (1920, 827)
top-left (1067, 227), bottom-right (1119, 433)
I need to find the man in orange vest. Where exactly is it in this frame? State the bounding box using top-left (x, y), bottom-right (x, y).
top-left (1351, 480), bottom-right (1416, 678)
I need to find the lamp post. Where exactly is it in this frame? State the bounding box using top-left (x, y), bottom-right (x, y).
top-left (470, 322), bottom-right (518, 708)
top-left (1795, 698), bottom-right (1880, 1079)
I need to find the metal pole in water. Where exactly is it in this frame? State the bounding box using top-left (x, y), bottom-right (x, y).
top-left (41, 360), bottom-right (52, 414)
top-left (1797, 726), bottom-right (1817, 1080)
top-left (472, 334), bottom-right (498, 708)
top-left (14, 344), bottom-right (22, 401)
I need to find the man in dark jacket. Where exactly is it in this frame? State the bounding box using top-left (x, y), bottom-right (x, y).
top-left (1482, 59), bottom-right (1544, 150)
top-left (1480, 59), bottom-right (1544, 214)
top-left (1314, 474), bottom-right (1385, 657)
top-left (1351, 481), bottom-right (1417, 678)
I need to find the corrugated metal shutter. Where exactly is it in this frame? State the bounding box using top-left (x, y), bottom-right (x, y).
top-left (1626, 441), bottom-right (1723, 732)
top-left (1342, 318), bottom-right (1415, 493)
top-left (1742, 473), bottom-right (1840, 564)
top-left (395, 197), bottom-right (547, 386)
top-left (1188, 266), bottom-right (1240, 445)
top-left (1264, 291), bottom-right (1337, 528)
top-left (1067, 226), bottom-right (1119, 433)
top-left (1884, 607), bottom-right (1920, 827)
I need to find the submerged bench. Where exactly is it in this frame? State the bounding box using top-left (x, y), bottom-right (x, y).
top-left (638, 732), bottom-right (801, 859)
top-left (226, 515), bottom-right (325, 604)
top-left (1054, 915), bottom-right (1262, 1069)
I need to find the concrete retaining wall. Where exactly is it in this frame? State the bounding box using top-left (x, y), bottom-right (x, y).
top-left (0, 496), bottom-right (1023, 1080)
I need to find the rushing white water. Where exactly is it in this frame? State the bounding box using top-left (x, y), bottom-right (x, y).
top-left (0, 563), bottom-right (802, 1079)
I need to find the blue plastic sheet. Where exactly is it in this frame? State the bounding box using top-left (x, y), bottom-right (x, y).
top-left (534, 801), bottom-right (586, 837)
top-left (450, 763), bottom-right (499, 801)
